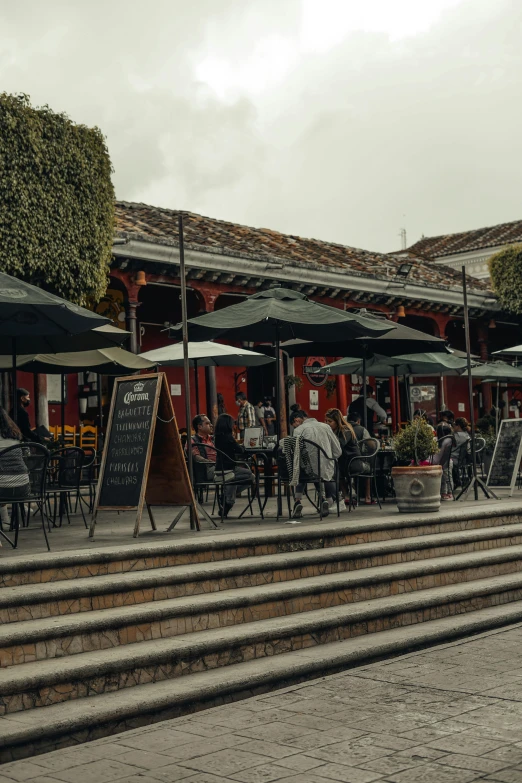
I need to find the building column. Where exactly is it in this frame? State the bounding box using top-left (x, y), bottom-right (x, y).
top-left (437, 315), bottom-right (452, 417)
top-left (35, 374), bottom-right (49, 430)
top-left (336, 372), bottom-right (348, 416)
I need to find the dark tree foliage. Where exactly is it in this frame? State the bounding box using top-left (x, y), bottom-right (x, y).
top-left (489, 244), bottom-right (522, 315)
top-left (0, 93), bottom-right (114, 305)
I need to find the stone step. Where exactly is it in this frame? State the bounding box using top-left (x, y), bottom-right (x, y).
top-left (1, 572), bottom-right (522, 716)
top-left (2, 502), bottom-right (520, 588)
top-left (3, 522), bottom-right (522, 625)
top-left (1, 601), bottom-right (521, 762)
top-left (2, 544), bottom-right (522, 668)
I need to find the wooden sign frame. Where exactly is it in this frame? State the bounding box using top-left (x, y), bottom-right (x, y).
top-left (486, 418), bottom-right (522, 497)
top-left (89, 372), bottom-right (199, 537)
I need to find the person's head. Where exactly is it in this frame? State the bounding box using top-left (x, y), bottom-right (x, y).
top-left (439, 409), bottom-right (454, 423)
top-left (214, 413), bottom-right (236, 438)
top-left (361, 385), bottom-right (374, 397)
top-left (289, 409), bottom-right (308, 427)
top-left (0, 407), bottom-right (22, 441)
top-left (439, 422), bottom-right (453, 438)
top-left (192, 414), bottom-right (212, 437)
top-left (454, 417), bottom-right (468, 432)
top-left (348, 411), bottom-right (361, 425)
top-left (17, 388), bottom-right (30, 408)
top-left (235, 392), bottom-right (247, 408)
top-left (256, 400), bottom-right (264, 408)
top-left (263, 397), bottom-right (272, 408)
top-left (325, 408), bottom-right (344, 432)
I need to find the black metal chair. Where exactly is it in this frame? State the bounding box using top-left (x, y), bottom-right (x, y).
top-left (0, 443), bottom-right (50, 550)
top-left (277, 436), bottom-right (340, 520)
top-left (346, 438), bottom-right (381, 508)
top-left (46, 447), bottom-right (87, 528)
top-left (193, 448), bottom-right (263, 523)
top-left (374, 450), bottom-right (397, 503)
top-left (75, 447), bottom-right (98, 514)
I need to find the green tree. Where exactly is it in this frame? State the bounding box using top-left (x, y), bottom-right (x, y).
top-left (0, 93), bottom-right (114, 305)
top-left (489, 244), bottom-right (522, 315)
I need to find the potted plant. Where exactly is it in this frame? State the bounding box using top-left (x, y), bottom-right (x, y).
top-left (391, 418), bottom-right (441, 512)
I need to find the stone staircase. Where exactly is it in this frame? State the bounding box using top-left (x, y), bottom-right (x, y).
top-left (2, 501), bottom-right (522, 762)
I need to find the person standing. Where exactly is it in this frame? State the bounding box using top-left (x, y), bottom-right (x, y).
top-left (261, 397), bottom-right (277, 436)
top-left (348, 385), bottom-right (386, 436)
top-left (235, 392), bottom-right (256, 439)
top-left (11, 389), bottom-right (40, 443)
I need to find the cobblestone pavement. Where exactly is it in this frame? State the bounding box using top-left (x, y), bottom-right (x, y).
top-left (4, 623), bottom-right (522, 782)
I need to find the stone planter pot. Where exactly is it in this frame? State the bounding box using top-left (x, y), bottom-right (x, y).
top-left (391, 465), bottom-right (443, 513)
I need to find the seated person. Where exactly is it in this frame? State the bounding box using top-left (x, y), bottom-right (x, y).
top-left (433, 422), bottom-right (454, 500)
top-left (325, 407), bottom-right (361, 507)
top-left (187, 414), bottom-right (216, 481)
top-left (289, 408), bottom-right (342, 518)
top-left (214, 414), bottom-right (254, 518)
top-left (436, 409), bottom-right (455, 440)
top-left (451, 416), bottom-right (471, 487)
top-left (347, 411), bottom-right (370, 441)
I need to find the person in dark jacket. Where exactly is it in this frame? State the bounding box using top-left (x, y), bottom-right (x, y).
top-left (325, 408), bottom-right (362, 507)
top-left (11, 389), bottom-right (40, 443)
top-left (213, 414), bottom-right (254, 517)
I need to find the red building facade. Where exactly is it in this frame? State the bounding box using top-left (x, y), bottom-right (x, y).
top-left (23, 201), bottom-right (517, 433)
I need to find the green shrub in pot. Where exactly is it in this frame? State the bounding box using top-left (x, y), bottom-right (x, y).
top-left (393, 419), bottom-right (438, 465)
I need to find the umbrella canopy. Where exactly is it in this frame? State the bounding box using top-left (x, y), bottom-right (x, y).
top-left (0, 347), bottom-right (154, 375)
top-left (0, 324), bottom-right (131, 355)
top-left (169, 288), bottom-right (395, 343)
top-left (322, 352), bottom-right (471, 377)
top-left (0, 271), bottom-right (112, 353)
top-left (140, 341), bottom-right (276, 368)
top-left (282, 313), bottom-right (446, 357)
top-left (465, 360), bottom-right (522, 381)
top-left (494, 344), bottom-right (522, 356)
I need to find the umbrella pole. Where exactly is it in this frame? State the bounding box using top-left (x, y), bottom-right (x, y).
top-left (179, 212), bottom-right (199, 531)
top-left (11, 339), bottom-right (17, 424)
top-left (61, 373), bottom-right (65, 445)
top-left (394, 366), bottom-right (399, 433)
top-left (457, 266), bottom-right (496, 501)
top-left (275, 326), bottom-right (282, 440)
top-left (194, 359), bottom-right (200, 414)
top-left (362, 353), bottom-right (367, 432)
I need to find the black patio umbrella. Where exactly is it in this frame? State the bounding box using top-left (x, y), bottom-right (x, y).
top-left (169, 287), bottom-right (395, 437)
top-left (282, 311), bottom-right (447, 429)
top-left (0, 271), bottom-right (115, 420)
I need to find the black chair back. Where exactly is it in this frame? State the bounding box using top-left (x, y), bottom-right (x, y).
top-left (22, 443), bottom-right (50, 499)
top-left (51, 447), bottom-right (85, 489)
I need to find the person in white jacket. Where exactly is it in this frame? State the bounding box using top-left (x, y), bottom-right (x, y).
top-left (289, 409), bottom-right (342, 518)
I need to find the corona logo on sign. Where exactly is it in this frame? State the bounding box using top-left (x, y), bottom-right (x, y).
top-left (304, 356), bottom-right (328, 387)
top-left (124, 381), bottom-right (149, 404)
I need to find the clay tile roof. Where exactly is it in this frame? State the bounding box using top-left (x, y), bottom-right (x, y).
top-left (115, 201), bottom-right (490, 293)
top-left (406, 219), bottom-right (522, 260)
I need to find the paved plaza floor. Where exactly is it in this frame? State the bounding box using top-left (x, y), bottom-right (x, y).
top-left (2, 491), bottom-right (521, 558)
top-left (3, 622), bottom-right (522, 782)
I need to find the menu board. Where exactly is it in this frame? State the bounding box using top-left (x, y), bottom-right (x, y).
top-left (97, 376), bottom-right (159, 509)
top-left (487, 419), bottom-right (522, 494)
top-left (91, 373), bottom-right (198, 537)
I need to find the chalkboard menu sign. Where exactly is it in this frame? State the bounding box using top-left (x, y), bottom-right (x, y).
top-left (487, 419), bottom-right (522, 495)
top-left (90, 373), bottom-right (197, 537)
top-left (98, 376), bottom-right (158, 509)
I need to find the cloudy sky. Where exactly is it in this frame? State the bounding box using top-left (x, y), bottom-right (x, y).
top-left (1, 0), bottom-right (520, 252)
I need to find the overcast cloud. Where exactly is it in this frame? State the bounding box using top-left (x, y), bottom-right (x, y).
top-left (0, 0), bottom-right (520, 252)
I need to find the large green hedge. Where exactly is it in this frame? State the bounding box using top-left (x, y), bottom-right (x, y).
top-left (489, 244), bottom-right (522, 315)
top-left (0, 93), bottom-right (114, 305)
